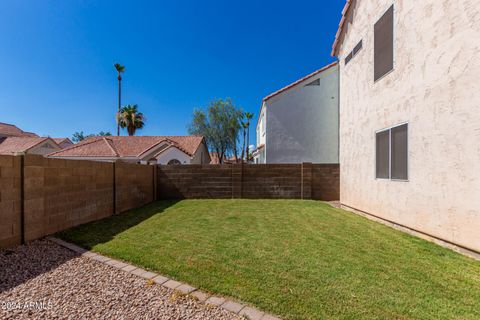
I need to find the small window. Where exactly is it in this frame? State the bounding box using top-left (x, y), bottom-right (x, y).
top-left (344, 40), bottom-right (362, 66)
top-left (304, 78), bottom-right (320, 87)
top-left (374, 5), bottom-right (394, 81)
top-left (375, 123), bottom-right (408, 180)
top-left (167, 159), bottom-right (181, 165)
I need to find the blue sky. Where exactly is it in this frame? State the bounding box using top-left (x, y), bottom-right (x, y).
top-left (0, 0), bottom-right (343, 144)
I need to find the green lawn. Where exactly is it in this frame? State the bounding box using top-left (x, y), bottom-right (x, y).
top-left (58, 200), bottom-right (480, 320)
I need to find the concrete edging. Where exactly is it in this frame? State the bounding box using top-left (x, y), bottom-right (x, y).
top-left (46, 236), bottom-right (281, 320)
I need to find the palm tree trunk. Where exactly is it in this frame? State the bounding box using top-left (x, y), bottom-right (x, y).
top-left (117, 77), bottom-right (121, 136)
top-left (241, 127), bottom-right (246, 161)
top-left (246, 124), bottom-right (250, 162)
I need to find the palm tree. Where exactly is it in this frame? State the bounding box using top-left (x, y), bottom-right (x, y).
top-left (244, 112), bottom-right (254, 162)
top-left (114, 63), bottom-right (125, 136)
top-left (241, 121), bottom-right (248, 161)
top-left (117, 104), bottom-right (145, 136)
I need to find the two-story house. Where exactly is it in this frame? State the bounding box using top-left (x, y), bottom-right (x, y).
top-left (253, 62), bottom-right (339, 164)
top-left (332, 0), bottom-right (480, 252)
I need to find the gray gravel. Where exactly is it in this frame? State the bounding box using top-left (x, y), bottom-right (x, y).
top-left (0, 240), bottom-right (240, 320)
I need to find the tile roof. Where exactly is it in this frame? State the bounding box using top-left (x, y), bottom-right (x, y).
top-left (331, 0), bottom-right (354, 57)
top-left (52, 138), bottom-right (73, 145)
top-left (0, 122), bottom-right (38, 137)
top-left (0, 137), bottom-right (56, 155)
top-left (262, 61), bottom-right (338, 102)
top-left (48, 136), bottom-right (205, 158)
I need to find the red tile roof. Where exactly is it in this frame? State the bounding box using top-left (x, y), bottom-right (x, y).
top-left (48, 136), bottom-right (206, 158)
top-left (262, 61), bottom-right (338, 102)
top-left (331, 0), bottom-right (354, 57)
top-left (52, 138), bottom-right (73, 145)
top-left (0, 137), bottom-right (57, 155)
top-left (0, 122), bottom-right (38, 137)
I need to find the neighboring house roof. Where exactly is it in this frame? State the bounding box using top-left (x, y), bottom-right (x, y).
top-left (0, 137), bottom-right (58, 155)
top-left (331, 0), bottom-right (354, 57)
top-left (52, 138), bottom-right (73, 145)
top-left (262, 61), bottom-right (338, 102)
top-left (0, 122), bottom-right (39, 137)
top-left (48, 136), bottom-right (205, 159)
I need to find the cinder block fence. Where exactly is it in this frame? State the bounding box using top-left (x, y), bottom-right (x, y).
top-left (157, 163), bottom-right (339, 201)
top-left (0, 155), bottom-right (339, 248)
top-left (0, 155), bottom-right (155, 248)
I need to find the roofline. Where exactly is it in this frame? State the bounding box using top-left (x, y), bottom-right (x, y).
top-left (331, 0), bottom-right (354, 57)
top-left (137, 138), bottom-right (174, 158)
top-left (47, 137), bottom-right (104, 156)
top-left (25, 137), bottom-right (60, 152)
top-left (262, 61), bottom-right (339, 102)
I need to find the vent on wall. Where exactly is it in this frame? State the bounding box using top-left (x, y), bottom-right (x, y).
top-left (304, 78), bottom-right (320, 87)
top-left (345, 40), bottom-right (363, 66)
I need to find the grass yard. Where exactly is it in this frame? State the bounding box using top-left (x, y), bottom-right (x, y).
top-left (58, 200), bottom-right (480, 319)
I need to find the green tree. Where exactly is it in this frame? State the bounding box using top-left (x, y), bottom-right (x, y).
top-left (72, 131), bottom-right (112, 143)
top-left (114, 63), bottom-right (125, 136)
top-left (117, 104), bottom-right (145, 136)
top-left (188, 98), bottom-right (243, 164)
top-left (72, 131), bottom-right (87, 143)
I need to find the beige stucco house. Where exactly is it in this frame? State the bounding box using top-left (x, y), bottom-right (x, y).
top-left (48, 136), bottom-right (211, 165)
top-left (332, 0), bottom-right (480, 252)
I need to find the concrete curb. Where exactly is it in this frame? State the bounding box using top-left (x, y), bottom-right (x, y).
top-left (46, 236), bottom-right (281, 320)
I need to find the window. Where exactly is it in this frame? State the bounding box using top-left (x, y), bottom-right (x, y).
top-left (167, 159), bottom-right (181, 165)
top-left (261, 115), bottom-right (265, 134)
top-left (374, 5), bottom-right (394, 81)
top-left (305, 78), bottom-right (320, 87)
top-left (375, 123), bottom-right (408, 180)
top-left (345, 40), bottom-right (363, 66)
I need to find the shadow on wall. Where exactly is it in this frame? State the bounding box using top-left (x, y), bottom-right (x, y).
top-left (55, 200), bottom-right (179, 250)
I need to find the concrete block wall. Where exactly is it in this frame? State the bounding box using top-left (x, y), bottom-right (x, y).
top-left (157, 163), bottom-right (340, 200)
top-left (115, 161), bottom-right (155, 213)
top-left (0, 155), bottom-right (22, 247)
top-left (23, 155), bottom-right (114, 241)
top-left (0, 155), bottom-right (156, 248)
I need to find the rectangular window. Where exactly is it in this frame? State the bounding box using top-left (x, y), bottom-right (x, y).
top-left (344, 40), bottom-right (362, 66)
top-left (391, 124), bottom-right (408, 180)
top-left (375, 130), bottom-right (390, 179)
top-left (375, 123), bottom-right (408, 180)
top-left (374, 5), bottom-right (394, 81)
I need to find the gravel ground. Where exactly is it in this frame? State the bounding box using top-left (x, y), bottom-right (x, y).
top-left (0, 240), bottom-right (240, 320)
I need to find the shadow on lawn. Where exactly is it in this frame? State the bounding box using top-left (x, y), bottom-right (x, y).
top-left (56, 200), bottom-right (179, 250)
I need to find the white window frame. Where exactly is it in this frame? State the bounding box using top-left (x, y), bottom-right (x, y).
top-left (374, 122), bottom-right (409, 182)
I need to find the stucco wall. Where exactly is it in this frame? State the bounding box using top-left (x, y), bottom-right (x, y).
top-left (28, 140), bottom-right (61, 155)
top-left (264, 65), bottom-right (339, 164)
top-left (338, 0), bottom-right (480, 251)
top-left (190, 142), bottom-right (210, 164)
top-left (155, 146), bottom-right (191, 165)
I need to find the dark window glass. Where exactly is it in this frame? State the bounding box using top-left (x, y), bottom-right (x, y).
top-left (345, 52), bottom-right (353, 65)
top-left (391, 124), bottom-right (408, 180)
top-left (376, 130), bottom-right (390, 179)
top-left (374, 5), bottom-right (394, 81)
top-left (353, 40), bottom-right (363, 55)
